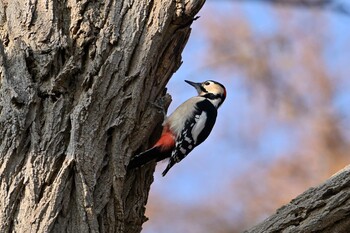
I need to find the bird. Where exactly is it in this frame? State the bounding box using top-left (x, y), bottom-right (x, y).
top-left (128, 80), bottom-right (226, 176)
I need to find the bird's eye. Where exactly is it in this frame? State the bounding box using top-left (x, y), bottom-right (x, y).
top-left (204, 81), bottom-right (210, 86)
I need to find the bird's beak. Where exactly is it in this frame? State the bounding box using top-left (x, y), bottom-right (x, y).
top-left (185, 80), bottom-right (202, 94)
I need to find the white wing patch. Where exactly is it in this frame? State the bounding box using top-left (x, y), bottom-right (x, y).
top-left (166, 96), bottom-right (205, 136)
top-left (191, 112), bottom-right (207, 144)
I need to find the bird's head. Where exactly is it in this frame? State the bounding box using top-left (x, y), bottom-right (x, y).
top-left (185, 80), bottom-right (226, 108)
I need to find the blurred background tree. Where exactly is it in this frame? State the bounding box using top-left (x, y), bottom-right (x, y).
top-left (142, 0), bottom-right (350, 232)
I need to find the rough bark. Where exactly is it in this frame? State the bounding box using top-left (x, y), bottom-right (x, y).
top-left (0, 0), bottom-right (205, 232)
top-left (246, 166), bottom-right (350, 233)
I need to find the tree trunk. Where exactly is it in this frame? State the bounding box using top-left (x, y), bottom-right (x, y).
top-left (0, 0), bottom-right (205, 232)
top-left (246, 166), bottom-right (350, 233)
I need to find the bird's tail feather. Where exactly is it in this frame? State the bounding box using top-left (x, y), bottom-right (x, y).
top-left (128, 147), bottom-right (158, 169)
top-left (161, 162), bottom-right (174, 176)
top-left (128, 147), bottom-right (170, 169)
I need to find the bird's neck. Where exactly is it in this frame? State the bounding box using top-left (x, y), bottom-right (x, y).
top-left (201, 93), bottom-right (223, 108)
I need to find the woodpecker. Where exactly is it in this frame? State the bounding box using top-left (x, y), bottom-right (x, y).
top-left (128, 80), bottom-right (226, 176)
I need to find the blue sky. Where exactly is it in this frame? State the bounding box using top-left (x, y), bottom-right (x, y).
top-left (143, 1), bottom-right (350, 232)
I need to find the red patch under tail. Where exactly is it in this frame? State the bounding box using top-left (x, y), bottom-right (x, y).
top-left (128, 125), bottom-right (175, 169)
top-left (154, 125), bottom-right (176, 152)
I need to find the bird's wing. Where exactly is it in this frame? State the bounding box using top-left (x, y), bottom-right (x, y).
top-left (162, 100), bottom-right (217, 176)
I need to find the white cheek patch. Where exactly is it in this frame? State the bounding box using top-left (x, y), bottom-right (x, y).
top-left (191, 112), bottom-right (207, 144)
top-left (206, 85), bottom-right (222, 95)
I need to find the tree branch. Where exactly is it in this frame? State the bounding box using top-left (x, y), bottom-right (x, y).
top-left (246, 165), bottom-right (350, 232)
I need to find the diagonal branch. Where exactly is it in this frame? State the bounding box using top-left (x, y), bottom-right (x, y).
top-left (245, 165), bottom-right (350, 232)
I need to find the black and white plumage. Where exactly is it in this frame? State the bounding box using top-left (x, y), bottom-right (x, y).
top-left (161, 98), bottom-right (217, 175)
top-left (128, 80), bottom-right (226, 176)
